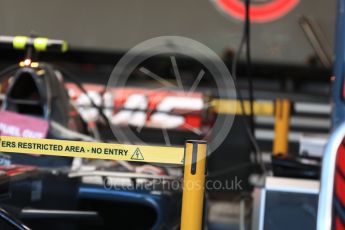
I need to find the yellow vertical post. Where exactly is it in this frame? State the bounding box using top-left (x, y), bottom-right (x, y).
top-left (180, 140), bottom-right (207, 230)
top-left (273, 98), bottom-right (291, 156)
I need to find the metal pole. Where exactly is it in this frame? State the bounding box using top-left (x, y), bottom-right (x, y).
top-left (180, 140), bottom-right (207, 230)
top-left (332, 0), bottom-right (345, 127)
top-left (273, 98), bottom-right (291, 156)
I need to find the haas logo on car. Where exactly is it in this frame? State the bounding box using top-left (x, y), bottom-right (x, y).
top-left (66, 84), bottom-right (205, 132)
top-left (213, 0), bottom-right (300, 23)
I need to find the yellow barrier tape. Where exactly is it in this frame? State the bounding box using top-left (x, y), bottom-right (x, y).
top-left (0, 136), bottom-right (184, 165)
top-left (212, 99), bottom-right (274, 116)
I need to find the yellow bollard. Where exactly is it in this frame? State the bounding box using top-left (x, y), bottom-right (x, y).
top-left (273, 99), bottom-right (291, 156)
top-left (180, 140), bottom-right (207, 230)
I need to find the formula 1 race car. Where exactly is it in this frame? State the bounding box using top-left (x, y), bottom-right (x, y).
top-left (0, 36), bottom-right (183, 230)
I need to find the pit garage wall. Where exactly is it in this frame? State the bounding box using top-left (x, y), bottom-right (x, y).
top-left (0, 0), bottom-right (336, 65)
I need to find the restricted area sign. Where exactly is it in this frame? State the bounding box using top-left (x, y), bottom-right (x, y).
top-left (213, 0), bottom-right (300, 23)
top-left (0, 136), bottom-right (184, 165)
